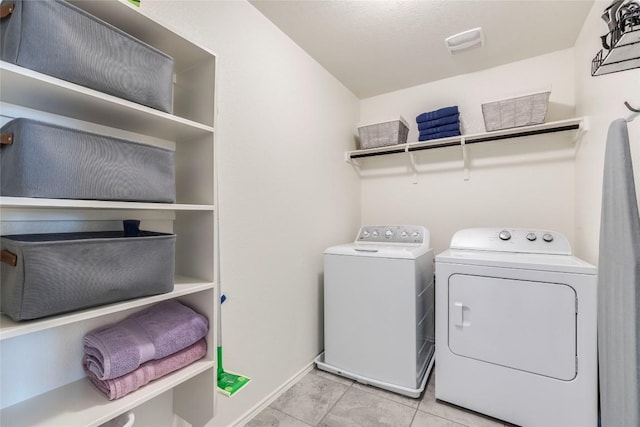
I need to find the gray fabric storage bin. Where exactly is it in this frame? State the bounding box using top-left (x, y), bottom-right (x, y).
top-left (0, 118), bottom-right (176, 203)
top-left (0, 230), bottom-right (175, 321)
top-left (0, 0), bottom-right (174, 113)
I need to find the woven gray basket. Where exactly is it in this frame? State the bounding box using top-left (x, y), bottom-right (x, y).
top-left (482, 91), bottom-right (550, 131)
top-left (358, 118), bottom-right (409, 149)
top-left (1, 230), bottom-right (175, 321)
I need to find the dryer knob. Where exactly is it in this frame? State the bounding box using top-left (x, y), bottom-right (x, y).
top-left (542, 233), bottom-right (554, 242)
top-left (499, 230), bottom-right (511, 241)
top-left (362, 230), bottom-right (370, 238)
top-left (412, 231), bottom-right (420, 238)
top-left (526, 233), bottom-right (537, 241)
top-left (372, 230), bottom-right (379, 237)
top-left (385, 229), bottom-right (394, 239)
top-left (401, 231), bottom-right (408, 238)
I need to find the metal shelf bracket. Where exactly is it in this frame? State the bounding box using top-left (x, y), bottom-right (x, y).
top-left (406, 145), bottom-right (418, 184)
top-left (461, 136), bottom-right (470, 181)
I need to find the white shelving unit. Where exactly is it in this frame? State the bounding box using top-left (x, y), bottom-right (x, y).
top-left (0, 1), bottom-right (217, 426)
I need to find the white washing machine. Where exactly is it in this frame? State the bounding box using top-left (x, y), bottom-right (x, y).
top-left (316, 225), bottom-right (435, 398)
top-left (435, 228), bottom-right (597, 427)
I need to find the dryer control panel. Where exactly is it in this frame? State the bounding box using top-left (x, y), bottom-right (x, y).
top-left (450, 228), bottom-right (571, 255)
top-left (357, 225), bottom-right (428, 244)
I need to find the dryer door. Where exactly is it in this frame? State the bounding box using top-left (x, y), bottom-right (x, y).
top-left (448, 274), bottom-right (576, 380)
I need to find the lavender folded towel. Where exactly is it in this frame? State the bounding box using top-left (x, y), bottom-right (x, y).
top-left (419, 122), bottom-right (460, 137)
top-left (85, 339), bottom-right (207, 400)
top-left (416, 106), bottom-right (459, 123)
top-left (417, 113), bottom-right (460, 131)
top-left (418, 129), bottom-right (461, 142)
top-left (84, 300), bottom-right (208, 380)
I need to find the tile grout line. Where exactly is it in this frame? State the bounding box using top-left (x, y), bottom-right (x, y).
top-left (269, 407), bottom-right (314, 427)
top-left (315, 378), bottom-right (354, 426)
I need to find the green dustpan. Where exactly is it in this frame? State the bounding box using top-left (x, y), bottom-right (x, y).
top-left (217, 295), bottom-right (251, 397)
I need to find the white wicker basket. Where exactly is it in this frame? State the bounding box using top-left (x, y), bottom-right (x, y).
top-left (357, 117), bottom-right (409, 149)
top-left (481, 91), bottom-right (550, 131)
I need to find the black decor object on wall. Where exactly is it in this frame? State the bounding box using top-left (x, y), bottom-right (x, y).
top-left (591, 0), bottom-right (640, 76)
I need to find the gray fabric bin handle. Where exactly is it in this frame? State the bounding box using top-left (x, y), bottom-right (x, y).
top-left (1, 250), bottom-right (17, 267)
top-left (0, 2), bottom-right (15, 19)
top-left (0, 133), bottom-right (14, 145)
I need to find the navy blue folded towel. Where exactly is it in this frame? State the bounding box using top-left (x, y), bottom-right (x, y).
top-left (418, 129), bottom-right (461, 142)
top-left (417, 114), bottom-right (459, 131)
top-left (419, 122), bottom-right (460, 137)
top-left (416, 106), bottom-right (459, 123)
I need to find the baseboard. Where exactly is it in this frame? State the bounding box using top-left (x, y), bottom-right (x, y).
top-left (232, 356), bottom-right (318, 427)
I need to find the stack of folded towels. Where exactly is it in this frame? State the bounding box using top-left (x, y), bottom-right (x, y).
top-left (83, 300), bottom-right (209, 400)
top-left (416, 105), bottom-right (461, 141)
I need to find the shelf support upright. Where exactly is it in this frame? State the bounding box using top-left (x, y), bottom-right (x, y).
top-left (345, 152), bottom-right (362, 177)
top-left (406, 145), bottom-right (418, 184)
top-left (461, 136), bottom-right (470, 181)
top-left (573, 118), bottom-right (589, 153)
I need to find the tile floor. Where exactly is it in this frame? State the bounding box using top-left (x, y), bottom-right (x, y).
top-left (246, 368), bottom-right (510, 427)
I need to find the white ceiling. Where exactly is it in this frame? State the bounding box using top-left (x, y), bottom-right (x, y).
top-left (250, 0), bottom-right (595, 99)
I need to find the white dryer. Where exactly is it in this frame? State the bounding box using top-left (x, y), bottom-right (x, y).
top-left (435, 228), bottom-right (597, 427)
top-left (316, 225), bottom-right (435, 398)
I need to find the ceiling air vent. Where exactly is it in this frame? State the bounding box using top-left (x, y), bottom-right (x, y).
top-left (445, 27), bottom-right (484, 54)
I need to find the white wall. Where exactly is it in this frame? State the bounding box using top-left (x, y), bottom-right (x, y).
top-left (135, 2), bottom-right (360, 425)
top-left (359, 50), bottom-right (577, 255)
top-left (573, 0), bottom-right (640, 264)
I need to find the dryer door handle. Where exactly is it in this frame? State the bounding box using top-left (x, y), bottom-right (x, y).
top-left (453, 302), bottom-right (466, 327)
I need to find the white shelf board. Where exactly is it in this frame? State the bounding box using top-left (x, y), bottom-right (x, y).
top-left (0, 360), bottom-right (215, 427)
top-left (347, 118), bottom-right (583, 159)
top-left (0, 197), bottom-right (214, 211)
top-left (0, 62), bottom-right (214, 141)
top-left (0, 277), bottom-right (214, 340)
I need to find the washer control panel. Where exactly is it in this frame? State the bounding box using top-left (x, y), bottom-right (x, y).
top-left (450, 228), bottom-right (571, 255)
top-left (357, 225), bottom-right (427, 244)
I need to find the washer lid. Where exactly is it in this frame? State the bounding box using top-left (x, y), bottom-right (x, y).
top-left (436, 249), bottom-right (596, 275)
top-left (325, 242), bottom-right (431, 260)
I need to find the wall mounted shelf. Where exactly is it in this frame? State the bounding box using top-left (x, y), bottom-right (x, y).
top-left (592, 25), bottom-right (640, 76)
top-left (345, 118), bottom-right (584, 160)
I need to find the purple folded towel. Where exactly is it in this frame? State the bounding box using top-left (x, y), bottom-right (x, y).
top-left (418, 129), bottom-right (461, 142)
top-left (416, 106), bottom-right (459, 123)
top-left (85, 339), bottom-right (207, 400)
top-left (417, 113), bottom-right (460, 131)
top-left (84, 300), bottom-right (208, 380)
top-left (419, 122), bottom-right (460, 137)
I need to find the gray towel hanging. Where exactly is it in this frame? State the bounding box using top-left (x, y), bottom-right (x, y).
top-left (597, 118), bottom-right (640, 427)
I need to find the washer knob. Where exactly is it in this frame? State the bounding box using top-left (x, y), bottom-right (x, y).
top-left (526, 233), bottom-right (537, 241)
top-left (401, 231), bottom-right (408, 238)
top-left (385, 229), bottom-right (394, 239)
top-left (412, 231), bottom-right (420, 238)
top-left (372, 230), bottom-right (379, 237)
top-left (542, 233), bottom-right (554, 242)
top-left (499, 230), bottom-right (511, 241)
top-left (362, 230), bottom-right (370, 238)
